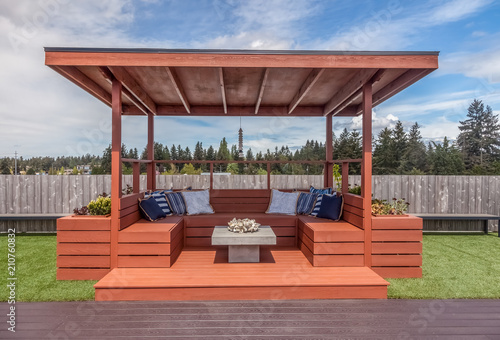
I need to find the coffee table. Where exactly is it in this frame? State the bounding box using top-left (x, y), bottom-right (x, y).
top-left (211, 225), bottom-right (277, 263)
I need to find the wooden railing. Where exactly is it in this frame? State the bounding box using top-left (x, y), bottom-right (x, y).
top-left (121, 158), bottom-right (362, 193)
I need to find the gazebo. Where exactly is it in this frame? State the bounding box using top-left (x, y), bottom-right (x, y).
top-left (47, 48), bottom-right (438, 300)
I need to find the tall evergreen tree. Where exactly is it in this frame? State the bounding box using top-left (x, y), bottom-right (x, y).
top-left (457, 99), bottom-right (500, 170)
top-left (392, 120), bottom-right (407, 173)
top-left (170, 144), bottom-right (178, 160)
top-left (400, 122), bottom-right (427, 173)
top-left (428, 137), bottom-right (464, 175)
top-left (206, 145), bottom-right (216, 161)
top-left (373, 127), bottom-right (396, 174)
top-left (1, 158), bottom-right (11, 174)
top-left (193, 142), bottom-right (205, 170)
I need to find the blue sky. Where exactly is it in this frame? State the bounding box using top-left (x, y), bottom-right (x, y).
top-left (1, 0), bottom-right (500, 158)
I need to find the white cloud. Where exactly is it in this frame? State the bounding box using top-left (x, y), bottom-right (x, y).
top-left (318, 0), bottom-right (491, 50)
top-left (439, 49), bottom-right (500, 84)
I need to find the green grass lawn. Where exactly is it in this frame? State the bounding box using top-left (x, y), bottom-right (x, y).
top-left (388, 233), bottom-right (500, 299)
top-left (1, 233), bottom-right (499, 301)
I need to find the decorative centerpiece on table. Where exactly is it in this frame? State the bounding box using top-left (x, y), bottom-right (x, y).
top-left (228, 218), bottom-right (261, 233)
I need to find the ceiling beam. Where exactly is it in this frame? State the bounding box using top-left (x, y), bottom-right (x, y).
top-left (255, 68), bottom-right (270, 115)
top-left (288, 68), bottom-right (325, 114)
top-left (51, 66), bottom-right (111, 106)
top-left (108, 66), bottom-right (157, 115)
top-left (165, 67), bottom-right (191, 114)
top-left (98, 67), bottom-right (149, 115)
top-left (353, 69), bottom-right (431, 115)
top-left (323, 69), bottom-right (378, 116)
top-left (123, 105), bottom-right (325, 116)
top-left (218, 68), bottom-right (227, 114)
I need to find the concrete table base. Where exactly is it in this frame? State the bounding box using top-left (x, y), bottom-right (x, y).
top-left (212, 225), bottom-right (277, 263)
top-left (228, 245), bottom-right (260, 263)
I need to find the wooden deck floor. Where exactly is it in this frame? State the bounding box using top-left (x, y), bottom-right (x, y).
top-left (4, 300), bottom-right (500, 339)
top-left (95, 247), bottom-right (389, 301)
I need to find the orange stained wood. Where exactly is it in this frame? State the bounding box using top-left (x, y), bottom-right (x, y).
top-left (94, 247), bottom-right (389, 301)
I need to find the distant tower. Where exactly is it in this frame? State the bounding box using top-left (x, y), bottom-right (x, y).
top-left (238, 127), bottom-right (244, 159)
top-left (238, 116), bottom-right (244, 159)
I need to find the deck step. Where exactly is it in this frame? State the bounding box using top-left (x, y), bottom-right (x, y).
top-left (94, 247), bottom-right (388, 301)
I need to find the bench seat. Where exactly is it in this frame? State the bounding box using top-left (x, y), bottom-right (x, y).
top-left (297, 216), bottom-right (364, 267)
top-left (118, 216), bottom-right (184, 268)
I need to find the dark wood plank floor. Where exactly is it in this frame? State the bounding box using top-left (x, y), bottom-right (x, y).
top-left (2, 300), bottom-right (500, 339)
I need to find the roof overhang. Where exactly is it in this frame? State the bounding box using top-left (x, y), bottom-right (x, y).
top-left (44, 48), bottom-right (439, 117)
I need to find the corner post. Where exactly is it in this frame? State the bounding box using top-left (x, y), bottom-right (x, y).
top-left (361, 82), bottom-right (373, 267)
top-left (147, 114), bottom-right (155, 191)
top-left (325, 114), bottom-right (333, 188)
top-left (110, 79), bottom-right (122, 270)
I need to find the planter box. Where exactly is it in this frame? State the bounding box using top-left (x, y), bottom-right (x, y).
top-left (57, 215), bottom-right (111, 280)
top-left (371, 215), bottom-right (423, 279)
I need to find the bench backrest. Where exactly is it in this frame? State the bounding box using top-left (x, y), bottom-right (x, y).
top-left (210, 189), bottom-right (271, 213)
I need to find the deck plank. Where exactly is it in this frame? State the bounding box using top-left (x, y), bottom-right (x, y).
top-left (95, 247), bottom-right (388, 301)
top-left (4, 300), bottom-right (500, 339)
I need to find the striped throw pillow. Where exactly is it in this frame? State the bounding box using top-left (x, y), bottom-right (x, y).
top-left (309, 193), bottom-right (336, 217)
top-left (165, 192), bottom-right (187, 215)
top-left (310, 186), bottom-right (333, 195)
top-left (296, 192), bottom-right (318, 215)
top-left (145, 190), bottom-right (173, 216)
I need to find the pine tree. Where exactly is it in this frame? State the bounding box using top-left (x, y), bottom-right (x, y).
top-left (170, 144), bottom-right (178, 160)
top-left (392, 121), bottom-right (407, 173)
top-left (193, 142), bottom-right (205, 170)
top-left (373, 127), bottom-right (396, 174)
top-left (246, 148), bottom-right (254, 161)
top-left (457, 99), bottom-right (500, 170)
top-left (1, 158), bottom-right (11, 174)
top-left (206, 145), bottom-right (215, 161)
top-left (428, 137), bottom-right (464, 175)
top-left (400, 122), bottom-right (427, 173)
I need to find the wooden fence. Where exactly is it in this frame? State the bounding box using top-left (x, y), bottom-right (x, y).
top-left (1, 175), bottom-right (499, 232)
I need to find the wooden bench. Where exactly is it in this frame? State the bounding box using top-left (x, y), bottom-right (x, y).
top-left (57, 190), bottom-right (423, 280)
top-left (414, 213), bottom-right (500, 234)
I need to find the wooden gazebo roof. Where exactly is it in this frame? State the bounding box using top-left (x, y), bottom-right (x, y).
top-left (44, 48), bottom-right (439, 117)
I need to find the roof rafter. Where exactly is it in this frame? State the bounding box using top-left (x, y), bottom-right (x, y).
top-left (288, 68), bottom-right (325, 114)
top-left (323, 69), bottom-right (378, 116)
top-left (51, 66), bottom-right (111, 106)
top-left (218, 68), bottom-right (227, 114)
top-left (255, 68), bottom-right (270, 115)
top-left (108, 66), bottom-right (157, 115)
top-left (165, 67), bottom-right (191, 114)
top-left (356, 69), bottom-right (430, 115)
top-left (98, 67), bottom-right (149, 115)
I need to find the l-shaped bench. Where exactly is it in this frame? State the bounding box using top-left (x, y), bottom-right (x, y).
top-left (57, 189), bottom-right (423, 280)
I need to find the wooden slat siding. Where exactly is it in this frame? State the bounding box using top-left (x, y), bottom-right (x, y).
top-left (118, 256), bottom-right (172, 268)
top-left (342, 193), bottom-right (364, 229)
top-left (57, 231), bottom-right (110, 243)
top-left (58, 243), bottom-right (110, 256)
top-left (56, 216), bottom-right (111, 230)
top-left (299, 231), bottom-right (364, 254)
top-left (371, 215), bottom-right (422, 229)
top-left (372, 230), bottom-right (423, 242)
top-left (372, 267), bottom-right (422, 279)
top-left (56, 269), bottom-right (110, 280)
top-left (372, 242), bottom-right (422, 254)
top-left (94, 247), bottom-right (388, 301)
top-left (57, 256), bottom-right (110, 268)
top-left (372, 254), bottom-right (422, 267)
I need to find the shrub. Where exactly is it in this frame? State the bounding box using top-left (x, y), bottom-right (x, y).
top-left (87, 195), bottom-right (111, 215)
top-left (371, 198), bottom-right (409, 215)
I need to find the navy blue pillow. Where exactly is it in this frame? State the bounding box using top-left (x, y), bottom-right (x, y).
top-left (165, 192), bottom-right (187, 215)
top-left (310, 186), bottom-right (333, 195)
top-left (296, 192), bottom-right (318, 215)
top-left (138, 196), bottom-right (167, 221)
top-left (317, 194), bottom-right (343, 221)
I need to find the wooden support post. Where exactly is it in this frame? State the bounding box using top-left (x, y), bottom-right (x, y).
top-left (342, 161), bottom-right (349, 195)
top-left (110, 79), bottom-right (122, 270)
top-left (325, 114), bottom-right (333, 188)
top-left (267, 163), bottom-right (271, 189)
top-left (147, 114), bottom-right (155, 191)
top-left (132, 162), bottom-right (140, 193)
top-left (210, 163), bottom-right (214, 190)
top-left (361, 82), bottom-right (373, 268)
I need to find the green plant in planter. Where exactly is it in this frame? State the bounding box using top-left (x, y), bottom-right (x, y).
top-left (371, 198), bottom-right (409, 215)
top-left (332, 164), bottom-right (342, 191)
top-left (87, 195), bottom-right (111, 215)
top-left (348, 184), bottom-right (362, 195)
